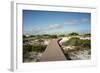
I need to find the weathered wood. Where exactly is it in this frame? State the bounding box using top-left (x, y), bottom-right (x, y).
top-left (40, 39), bottom-right (66, 61)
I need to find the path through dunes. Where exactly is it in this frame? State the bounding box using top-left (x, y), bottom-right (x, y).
top-left (40, 39), bottom-right (66, 61)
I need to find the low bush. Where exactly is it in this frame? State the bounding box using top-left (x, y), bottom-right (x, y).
top-left (63, 37), bottom-right (81, 46)
top-left (68, 32), bottom-right (79, 36)
top-left (62, 37), bottom-right (91, 49)
top-left (32, 45), bottom-right (47, 52)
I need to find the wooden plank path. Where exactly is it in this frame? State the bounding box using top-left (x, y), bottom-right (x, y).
top-left (40, 39), bottom-right (66, 61)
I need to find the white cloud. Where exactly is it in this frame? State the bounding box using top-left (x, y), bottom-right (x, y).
top-left (64, 19), bottom-right (79, 25)
top-left (24, 18), bottom-right (90, 35)
top-left (27, 24), bottom-right (64, 34)
top-left (48, 24), bottom-right (63, 29)
top-left (64, 18), bottom-right (90, 25)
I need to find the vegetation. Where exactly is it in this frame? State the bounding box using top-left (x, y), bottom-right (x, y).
top-left (32, 45), bottom-right (46, 52)
top-left (62, 37), bottom-right (91, 49)
top-left (81, 39), bottom-right (91, 49)
top-left (23, 44), bottom-right (32, 61)
top-left (23, 44), bottom-right (32, 54)
top-left (23, 32), bottom-right (91, 62)
top-left (23, 44), bottom-right (47, 53)
top-left (23, 44), bottom-right (47, 62)
top-left (63, 37), bottom-right (81, 46)
top-left (83, 33), bottom-right (91, 37)
top-left (23, 35), bottom-right (27, 38)
top-left (50, 35), bottom-right (58, 38)
top-left (38, 39), bottom-right (44, 45)
top-left (58, 34), bottom-right (65, 37)
top-left (29, 35), bottom-right (35, 37)
top-left (68, 32), bottom-right (79, 36)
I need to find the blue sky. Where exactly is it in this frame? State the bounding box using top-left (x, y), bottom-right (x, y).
top-left (23, 10), bottom-right (91, 35)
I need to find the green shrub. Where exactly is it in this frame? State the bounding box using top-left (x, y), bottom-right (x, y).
top-left (50, 35), bottom-right (58, 38)
top-left (63, 37), bottom-right (81, 46)
top-left (62, 37), bottom-right (91, 49)
top-left (32, 45), bottom-right (47, 52)
top-left (68, 32), bottom-right (79, 36)
top-left (81, 39), bottom-right (91, 49)
top-left (83, 33), bottom-right (91, 37)
top-left (23, 44), bottom-right (32, 61)
top-left (23, 44), bottom-right (32, 54)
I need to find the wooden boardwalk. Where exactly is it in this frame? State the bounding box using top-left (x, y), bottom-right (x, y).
top-left (40, 39), bottom-right (66, 61)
